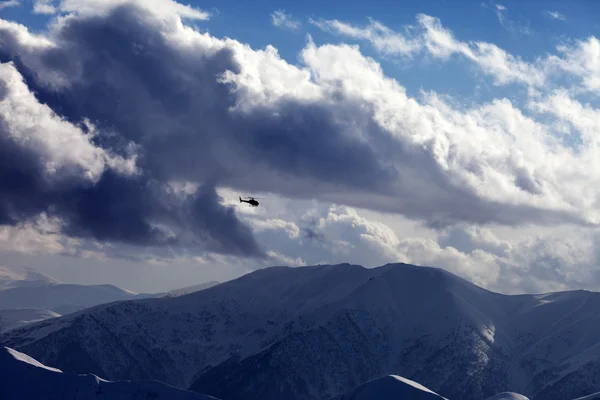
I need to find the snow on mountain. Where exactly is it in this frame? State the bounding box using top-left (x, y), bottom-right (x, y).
top-left (2, 263), bottom-right (600, 400)
top-left (328, 375), bottom-right (448, 400)
top-left (0, 265), bottom-right (221, 314)
top-left (0, 346), bottom-right (220, 400)
top-left (572, 393), bottom-right (600, 400)
top-left (484, 393), bottom-right (530, 400)
top-left (0, 266), bottom-right (59, 290)
top-left (0, 308), bottom-right (60, 333)
top-left (164, 281), bottom-right (221, 297)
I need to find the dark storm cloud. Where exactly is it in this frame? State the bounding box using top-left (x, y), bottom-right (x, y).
top-left (0, 9), bottom-right (265, 257)
top-left (188, 183), bottom-right (265, 257)
top-left (0, 121), bottom-right (51, 225)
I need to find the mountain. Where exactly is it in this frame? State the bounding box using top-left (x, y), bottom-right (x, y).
top-left (0, 346), bottom-right (220, 400)
top-left (0, 266), bottom-right (59, 290)
top-left (2, 263), bottom-right (600, 400)
top-left (164, 281), bottom-right (221, 297)
top-left (328, 375), bottom-right (448, 399)
top-left (484, 394), bottom-right (530, 400)
top-left (573, 394), bottom-right (600, 400)
top-left (0, 308), bottom-right (61, 333)
top-left (0, 283), bottom-right (143, 314)
top-left (0, 265), bottom-right (219, 314)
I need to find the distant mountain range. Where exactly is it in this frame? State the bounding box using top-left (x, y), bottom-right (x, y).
top-left (0, 265), bottom-right (219, 331)
top-left (0, 266), bottom-right (59, 290)
top-left (2, 263), bottom-right (600, 400)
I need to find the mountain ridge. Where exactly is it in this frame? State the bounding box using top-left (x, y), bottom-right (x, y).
top-left (2, 262), bottom-right (600, 400)
top-left (0, 346), bottom-right (221, 400)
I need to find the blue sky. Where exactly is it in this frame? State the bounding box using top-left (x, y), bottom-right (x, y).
top-left (2, 0), bottom-right (600, 294)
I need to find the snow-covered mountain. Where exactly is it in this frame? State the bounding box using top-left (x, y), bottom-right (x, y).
top-left (573, 393), bottom-right (600, 400)
top-left (484, 393), bottom-right (530, 400)
top-left (0, 282), bottom-right (144, 314)
top-left (0, 346), bottom-right (220, 400)
top-left (0, 266), bottom-right (59, 290)
top-left (2, 263), bottom-right (600, 400)
top-left (0, 308), bottom-right (61, 333)
top-left (328, 375), bottom-right (448, 399)
top-left (0, 265), bottom-right (219, 314)
top-left (163, 281), bottom-right (221, 297)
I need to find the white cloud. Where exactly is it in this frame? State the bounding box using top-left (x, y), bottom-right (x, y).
top-left (57, 0), bottom-right (210, 20)
top-left (271, 9), bottom-right (300, 30)
top-left (250, 218), bottom-right (301, 239)
top-left (0, 0), bottom-right (19, 10)
top-left (546, 11), bottom-right (566, 21)
top-left (528, 89), bottom-right (600, 148)
top-left (309, 17), bottom-right (422, 58)
top-left (0, 62), bottom-right (137, 182)
top-left (549, 37), bottom-right (600, 94)
top-left (495, 4), bottom-right (507, 25)
top-left (312, 14), bottom-right (544, 86)
top-left (33, 0), bottom-right (56, 14)
top-left (0, 213), bottom-right (80, 256)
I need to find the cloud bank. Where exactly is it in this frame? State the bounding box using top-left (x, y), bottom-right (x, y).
top-left (1, 0), bottom-right (600, 292)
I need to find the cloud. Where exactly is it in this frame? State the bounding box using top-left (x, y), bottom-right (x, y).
top-left (548, 37), bottom-right (600, 94)
top-left (271, 9), bottom-right (300, 30)
top-left (0, 1), bottom-right (19, 11)
top-left (58, 0), bottom-right (210, 20)
top-left (311, 14), bottom-right (544, 86)
top-left (243, 202), bottom-right (600, 293)
top-left (0, 50), bottom-right (262, 257)
top-left (33, 0), bottom-right (55, 14)
top-left (494, 4), bottom-right (507, 25)
top-left (0, 213), bottom-right (80, 256)
top-left (546, 11), bottom-right (566, 21)
top-left (2, 0), bottom-right (600, 267)
top-left (309, 17), bottom-right (422, 58)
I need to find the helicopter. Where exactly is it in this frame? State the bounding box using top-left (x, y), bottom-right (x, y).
top-left (239, 196), bottom-right (259, 207)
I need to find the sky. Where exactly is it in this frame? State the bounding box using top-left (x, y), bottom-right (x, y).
top-left (1, 0), bottom-right (600, 294)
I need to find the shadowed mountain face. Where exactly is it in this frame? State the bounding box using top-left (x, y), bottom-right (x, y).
top-left (0, 346), bottom-right (220, 400)
top-left (2, 263), bottom-right (600, 400)
top-left (327, 374), bottom-right (449, 400)
top-left (0, 309), bottom-right (61, 333)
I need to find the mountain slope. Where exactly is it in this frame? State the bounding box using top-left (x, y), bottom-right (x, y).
top-left (164, 281), bottom-right (221, 297)
top-left (0, 283), bottom-right (142, 314)
top-left (2, 263), bottom-right (600, 400)
top-left (327, 375), bottom-right (448, 400)
top-left (484, 393), bottom-right (530, 400)
top-left (0, 266), bottom-right (59, 290)
top-left (0, 265), bottom-right (219, 314)
top-left (0, 346), bottom-right (220, 400)
top-left (0, 308), bottom-right (61, 333)
top-left (573, 394), bottom-right (600, 400)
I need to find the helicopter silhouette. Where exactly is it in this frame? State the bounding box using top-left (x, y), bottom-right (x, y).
top-left (239, 196), bottom-right (259, 207)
